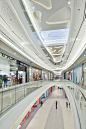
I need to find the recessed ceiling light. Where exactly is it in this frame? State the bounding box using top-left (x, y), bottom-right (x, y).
top-left (14, 53), bottom-right (16, 55)
top-left (68, 1), bottom-right (70, 4)
top-left (52, 50), bottom-right (56, 53)
top-left (54, 46), bottom-right (63, 49)
top-left (33, 7), bottom-right (35, 9)
top-left (22, 42), bottom-right (25, 46)
top-left (49, 47), bottom-right (52, 49)
top-left (40, 28), bottom-right (42, 29)
top-left (84, 55), bottom-right (86, 56)
top-left (52, 54), bottom-right (61, 55)
top-left (58, 49), bottom-right (63, 52)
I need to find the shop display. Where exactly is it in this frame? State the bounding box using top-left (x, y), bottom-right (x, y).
top-left (33, 68), bottom-right (42, 81)
top-left (73, 64), bottom-right (82, 84)
top-left (0, 53), bottom-right (27, 88)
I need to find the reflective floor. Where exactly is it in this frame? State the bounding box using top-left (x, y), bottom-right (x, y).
top-left (26, 88), bottom-right (74, 129)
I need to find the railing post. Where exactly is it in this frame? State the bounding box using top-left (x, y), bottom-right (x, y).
top-left (85, 101), bottom-right (86, 129)
top-left (15, 84), bottom-right (16, 104)
top-left (24, 84), bottom-right (25, 97)
top-left (1, 90), bottom-right (3, 114)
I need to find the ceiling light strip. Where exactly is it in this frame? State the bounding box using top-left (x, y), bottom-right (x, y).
top-left (0, 34), bottom-right (52, 71)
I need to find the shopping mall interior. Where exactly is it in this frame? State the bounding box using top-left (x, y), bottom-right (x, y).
top-left (0, 0), bottom-right (86, 129)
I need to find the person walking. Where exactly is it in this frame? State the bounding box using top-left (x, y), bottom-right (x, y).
top-left (3, 75), bottom-right (7, 88)
top-left (69, 102), bottom-right (70, 108)
top-left (66, 101), bottom-right (68, 108)
top-left (40, 100), bottom-right (43, 106)
top-left (56, 101), bottom-right (57, 109)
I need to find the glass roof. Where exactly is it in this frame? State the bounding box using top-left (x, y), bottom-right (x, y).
top-left (39, 29), bottom-right (69, 44)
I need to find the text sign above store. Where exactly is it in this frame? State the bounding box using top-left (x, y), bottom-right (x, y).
top-left (20, 62), bottom-right (27, 67)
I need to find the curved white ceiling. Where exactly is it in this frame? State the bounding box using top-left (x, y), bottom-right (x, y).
top-left (33, 10), bottom-right (42, 22)
top-left (31, 0), bottom-right (52, 9)
top-left (46, 6), bottom-right (71, 24)
top-left (1, 0), bottom-right (85, 74)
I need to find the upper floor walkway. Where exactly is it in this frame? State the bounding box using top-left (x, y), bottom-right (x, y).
top-left (0, 80), bottom-right (86, 129)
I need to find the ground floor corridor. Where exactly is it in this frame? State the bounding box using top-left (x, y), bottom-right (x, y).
top-left (26, 87), bottom-right (74, 129)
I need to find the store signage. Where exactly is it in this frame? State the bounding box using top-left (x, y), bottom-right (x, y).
top-left (20, 62), bottom-right (27, 67)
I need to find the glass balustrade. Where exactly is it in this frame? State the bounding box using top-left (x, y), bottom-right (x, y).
top-left (64, 81), bottom-right (86, 129)
top-left (0, 80), bottom-right (51, 115)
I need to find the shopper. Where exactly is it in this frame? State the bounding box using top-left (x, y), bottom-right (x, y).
top-left (3, 75), bottom-right (7, 88)
top-left (66, 101), bottom-right (68, 108)
top-left (56, 101), bottom-right (57, 109)
top-left (40, 100), bottom-right (43, 106)
top-left (69, 102), bottom-right (70, 108)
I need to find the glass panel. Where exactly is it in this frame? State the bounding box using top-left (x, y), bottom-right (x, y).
top-left (0, 81), bottom-right (49, 114)
top-left (0, 92), bottom-right (2, 114)
top-left (25, 86), bottom-right (30, 96)
top-left (16, 85), bottom-right (24, 102)
top-left (80, 95), bottom-right (86, 129)
top-left (2, 89), bottom-right (15, 113)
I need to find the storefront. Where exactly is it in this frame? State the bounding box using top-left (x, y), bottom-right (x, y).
top-left (82, 63), bottom-right (86, 86)
top-left (0, 53), bottom-right (27, 88)
top-left (33, 67), bottom-right (42, 81)
top-left (29, 66), bottom-right (33, 81)
top-left (48, 72), bottom-right (50, 80)
top-left (73, 64), bottom-right (82, 84)
top-left (42, 70), bottom-right (49, 80)
top-left (17, 61), bottom-right (27, 84)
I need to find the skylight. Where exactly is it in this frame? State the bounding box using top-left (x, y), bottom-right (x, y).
top-left (39, 28), bottom-right (69, 44)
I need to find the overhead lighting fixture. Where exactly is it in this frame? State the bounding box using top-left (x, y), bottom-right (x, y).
top-left (22, 42), bottom-right (25, 46)
top-left (58, 49), bottom-right (63, 52)
top-left (84, 55), bottom-right (86, 56)
top-left (68, 1), bottom-right (70, 4)
top-left (40, 28), bottom-right (42, 29)
top-left (52, 50), bottom-right (56, 53)
top-left (33, 7), bottom-right (35, 9)
top-left (0, 34), bottom-right (52, 71)
top-left (54, 46), bottom-right (63, 49)
top-left (14, 53), bottom-right (16, 55)
top-left (49, 47), bottom-right (52, 49)
top-left (52, 54), bottom-right (61, 55)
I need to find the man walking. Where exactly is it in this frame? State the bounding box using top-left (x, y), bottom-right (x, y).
top-left (56, 101), bottom-right (57, 109)
top-left (69, 102), bottom-right (70, 108)
top-left (40, 100), bottom-right (43, 106)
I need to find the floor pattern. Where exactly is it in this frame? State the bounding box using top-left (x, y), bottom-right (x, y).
top-left (44, 101), bottom-right (64, 129)
top-left (26, 88), bottom-right (74, 129)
